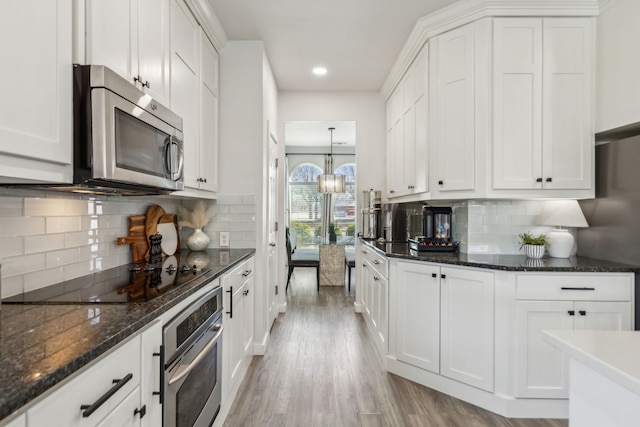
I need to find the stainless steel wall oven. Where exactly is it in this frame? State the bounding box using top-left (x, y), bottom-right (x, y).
top-left (163, 286), bottom-right (223, 427)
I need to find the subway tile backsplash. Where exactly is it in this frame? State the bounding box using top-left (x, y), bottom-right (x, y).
top-left (0, 190), bottom-right (256, 298)
top-left (453, 200), bottom-right (550, 255)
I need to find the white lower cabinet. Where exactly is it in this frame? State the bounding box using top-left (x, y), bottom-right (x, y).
top-left (395, 261), bottom-right (440, 373)
top-left (359, 248), bottom-right (389, 354)
top-left (440, 266), bottom-right (494, 392)
top-left (27, 336), bottom-right (142, 426)
top-left (514, 274), bottom-right (633, 398)
top-left (388, 255), bottom-right (636, 418)
top-left (393, 261), bottom-right (494, 391)
top-left (25, 321), bottom-right (162, 427)
top-left (221, 257), bottom-right (255, 409)
top-left (139, 321), bottom-right (162, 427)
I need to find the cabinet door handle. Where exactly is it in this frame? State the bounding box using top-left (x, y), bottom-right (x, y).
top-left (226, 286), bottom-right (233, 318)
top-left (372, 259), bottom-right (380, 265)
top-left (80, 373), bottom-right (133, 417)
top-left (153, 346), bottom-right (164, 404)
top-left (568, 310), bottom-right (575, 316)
top-left (242, 269), bottom-right (252, 277)
top-left (374, 276), bottom-right (380, 281)
top-left (536, 178), bottom-right (543, 183)
top-left (134, 405), bottom-right (146, 419)
top-left (561, 287), bottom-right (595, 291)
top-left (438, 180), bottom-right (444, 185)
top-left (441, 274), bottom-right (446, 279)
top-left (432, 273), bottom-right (437, 278)
top-left (243, 289), bottom-right (249, 296)
top-left (546, 177), bottom-right (552, 182)
top-left (362, 263), bottom-right (367, 267)
top-left (579, 310), bottom-right (586, 316)
top-left (390, 190), bottom-right (395, 194)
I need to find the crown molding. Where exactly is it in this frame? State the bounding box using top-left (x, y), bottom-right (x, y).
top-left (380, 0), bottom-right (601, 98)
top-left (185, 0), bottom-right (228, 53)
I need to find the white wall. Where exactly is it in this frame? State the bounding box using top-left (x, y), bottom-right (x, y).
top-left (596, 0), bottom-right (640, 133)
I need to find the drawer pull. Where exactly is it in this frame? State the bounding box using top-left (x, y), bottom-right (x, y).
top-left (134, 405), bottom-right (146, 419)
top-left (441, 274), bottom-right (446, 279)
top-left (372, 259), bottom-right (380, 265)
top-left (432, 273), bottom-right (437, 278)
top-left (80, 373), bottom-right (133, 417)
top-left (568, 310), bottom-right (575, 316)
top-left (561, 287), bottom-right (595, 291)
top-left (243, 289), bottom-right (250, 296)
top-left (579, 310), bottom-right (587, 316)
top-left (242, 269), bottom-right (252, 277)
top-left (374, 276), bottom-right (380, 281)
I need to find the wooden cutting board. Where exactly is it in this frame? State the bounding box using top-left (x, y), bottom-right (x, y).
top-left (116, 215), bottom-right (148, 264)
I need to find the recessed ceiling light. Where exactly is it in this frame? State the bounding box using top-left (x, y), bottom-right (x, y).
top-left (312, 67), bottom-right (327, 76)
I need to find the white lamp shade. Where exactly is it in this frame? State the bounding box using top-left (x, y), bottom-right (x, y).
top-left (537, 200), bottom-right (589, 228)
top-left (318, 174), bottom-right (345, 193)
top-left (537, 200), bottom-right (588, 258)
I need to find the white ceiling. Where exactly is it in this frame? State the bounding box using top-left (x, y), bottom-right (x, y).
top-left (285, 121), bottom-right (356, 148)
top-left (208, 0), bottom-right (456, 92)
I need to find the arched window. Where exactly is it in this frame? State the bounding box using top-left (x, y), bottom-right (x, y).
top-left (332, 164), bottom-right (357, 241)
top-left (289, 164), bottom-right (323, 246)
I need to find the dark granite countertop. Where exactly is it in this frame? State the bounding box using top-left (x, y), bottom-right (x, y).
top-left (362, 240), bottom-right (640, 273)
top-left (0, 248), bottom-right (255, 421)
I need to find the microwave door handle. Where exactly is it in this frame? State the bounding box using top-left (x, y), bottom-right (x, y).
top-left (163, 136), bottom-right (184, 181)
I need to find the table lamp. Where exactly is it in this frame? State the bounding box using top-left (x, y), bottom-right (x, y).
top-left (537, 200), bottom-right (589, 258)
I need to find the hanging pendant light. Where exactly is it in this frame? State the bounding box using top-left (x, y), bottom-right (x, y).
top-left (318, 127), bottom-right (346, 193)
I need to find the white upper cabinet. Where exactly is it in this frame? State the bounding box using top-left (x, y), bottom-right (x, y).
top-left (492, 18), bottom-right (593, 196)
top-left (386, 45), bottom-right (428, 200)
top-left (86, 0), bottom-right (170, 105)
top-left (429, 21), bottom-right (489, 199)
top-left (170, 0), bottom-right (219, 194)
top-left (0, 0), bottom-right (72, 183)
top-left (198, 32), bottom-right (219, 192)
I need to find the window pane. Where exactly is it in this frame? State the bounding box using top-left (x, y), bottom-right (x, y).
top-left (289, 164), bottom-right (323, 247)
top-left (332, 164), bottom-right (356, 244)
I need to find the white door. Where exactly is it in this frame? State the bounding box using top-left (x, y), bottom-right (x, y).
top-left (432, 23), bottom-right (476, 193)
top-left (542, 18), bottom-right (593, 190)
top-left (395, 261), bottom-right (440, 373)
top-left (440, 266), bottom-right (494, 392)
top-left (515, 300), bottom-right (575, 398)
top-left (267, 124), bottom-right (279, 329)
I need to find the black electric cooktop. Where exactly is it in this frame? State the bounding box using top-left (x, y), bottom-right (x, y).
top-left (3, 252), bottom-right (212, 304)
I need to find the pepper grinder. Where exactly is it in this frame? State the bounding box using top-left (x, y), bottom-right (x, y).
top-left (149, 233), bottom-right (163, 264)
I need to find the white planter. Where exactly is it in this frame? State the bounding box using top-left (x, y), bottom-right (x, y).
top-left (524, 244), bottom-right (545, 259)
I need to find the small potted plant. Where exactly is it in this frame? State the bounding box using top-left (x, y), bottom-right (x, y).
top-left (328, 223), bottom-right (337, 243)
top-left (518, 232), bottom-right (549, 259)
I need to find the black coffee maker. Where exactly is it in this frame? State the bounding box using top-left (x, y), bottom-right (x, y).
top-left (422, 206), bottom-right (452, 239)
top-left (408, 206), bottom-right (457, 252)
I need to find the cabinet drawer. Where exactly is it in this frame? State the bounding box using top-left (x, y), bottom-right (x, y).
top-left (28, 336), bottom-right (141, 426)
top-left (222, 257), bottom-right (255, 289)
top-left (361, 248), bottom-right (388, 278)
top-left (516, 274), bottom-right (633, 301)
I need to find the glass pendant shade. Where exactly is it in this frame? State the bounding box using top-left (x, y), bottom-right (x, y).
top-left (318, 127), bottom-right (346, 193)
top-left (318, 173), bottom-right (345, 193)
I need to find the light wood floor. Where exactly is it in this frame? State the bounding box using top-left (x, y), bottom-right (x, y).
top-left (223, 268), bottom-right (568, 427)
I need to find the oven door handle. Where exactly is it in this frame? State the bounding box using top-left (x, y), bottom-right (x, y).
top-left (168, 323), bottom-right (223, 386)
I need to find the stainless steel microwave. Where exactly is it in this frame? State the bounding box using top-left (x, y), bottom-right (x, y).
top-left (72, 64), bottom-right (184, 194)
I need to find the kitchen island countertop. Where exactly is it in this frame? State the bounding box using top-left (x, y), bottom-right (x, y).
top-left (0, 248), bottom-right (255, 422)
